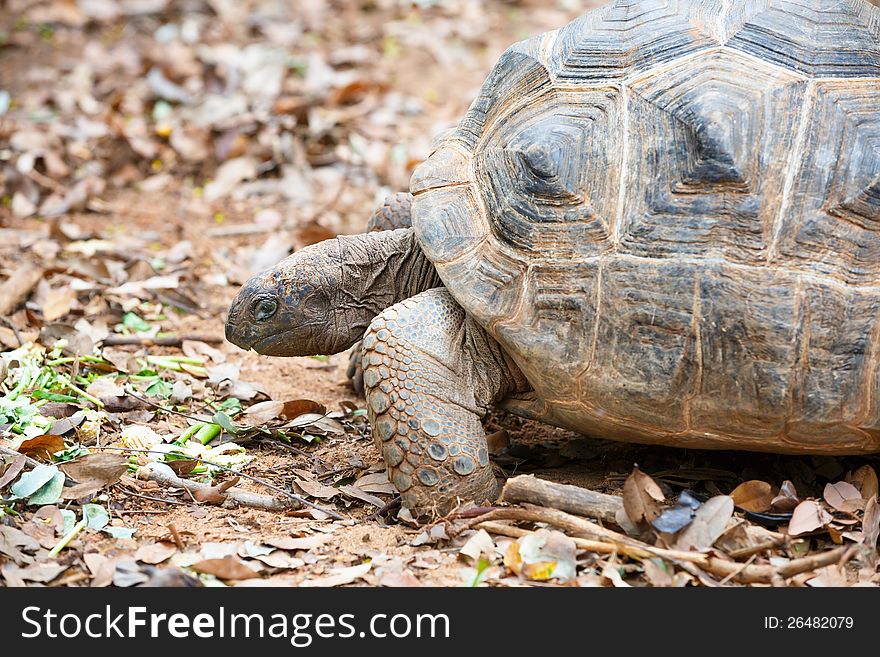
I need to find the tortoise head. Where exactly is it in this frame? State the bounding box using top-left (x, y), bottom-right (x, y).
top-left (225, 240), bottom-right (351, 357)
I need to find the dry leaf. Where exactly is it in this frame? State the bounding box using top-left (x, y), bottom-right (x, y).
top-left (18, 435), bottom-right (66, 461)
top-left (788, 500), bottom-right (833, 536)
top-left (294, 478), bottom-right (338, 499)
top-left (848, 465), bottom-right (879, 501)
top-left (769, 479), bottom-right (800, 513)
top-left (622, 466), bottom-right (664, 525)
top-left (730, 480), bottom-right (776, 513)
top-left (299, 561), bottom-right (372, 587)
top-left (458, 529), bottom-right (496, 564)
top-left (862, 497), bottom-right (879, 550)
top-left (264, 534), bottom-right (331, 551)
top-left (824, 481), bottom-right (865, 513)
top-left (674, 495), bottom-right (734, 551)
top-left (42, 287), bottom-right (76, 321)
top-left (0, 455), bottom-right (27, 488)
top-left (191, 556), bottom-right (260, 580)
top-left (338, 484), bottom-right (385, 507)
top-left (135, 542), bottom-right (178, 565)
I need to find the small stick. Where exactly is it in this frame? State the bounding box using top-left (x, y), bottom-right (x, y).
top-left (500, 474), bottom-right (624, 523)
top-left (0, 261), bottom-right (45, 316)
top-left (101, 334), bottom-right (224, 347)
top-left (470, 505), bottom-right (848, 584)
top-left (138, 462), bottom-right (294, 511)
top-left (0, 444), bottom-right (43, 469)
top-left (364, 496), bottom-right (401, 522)
top-left (91, 445), bottom-right (344, 520)
top-left (167, 522), bottom-right (184, 550)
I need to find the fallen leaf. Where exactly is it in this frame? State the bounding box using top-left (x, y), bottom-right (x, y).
top-left (135, 542), bottom-right (178, 565)
top-left (299, 561), bottom-right (372, 587)
top-left (352, 471), bottom-right (396, 495)
top-left (730, 480), bottom-right (776, 513)
top-left (191, 556), bottom-right (260, 580)
top-left (0, 455), bottom-right (27, 488)
top-left (18, 435), bottom-right (66, 461)
top-left (264, 534), bottom-right (331, 551)
top-left (862, 497), bottom-right (879, 550)
top-left (824, 481), bottom-right (865, 514)
top-left (338, 484), bottom-right (385, 507)
top-left (788, 500), bottom-right (834, 536)
top-left (294, 478), bottom-right (339, 499)
top-left (622, 466), bottom-right (664, 525)
top-left (42, 287), bottom-right (76, 321)
top-left (458, 529), bottom-right (496, 565)
top-left (769, 479), bottom-right (800, 513)
top-left (674, 495), bottom-right (734, 551)
top-left (848, 465), bottom-right (879, 501)
top-left (59, 453), bottom-right (128, 499)
top-left (379, 570), bottom-right (422, 587)
top-left (241, 399), bottom-right (326, 425)
top-left (509, 529), bottom-right (577, 582)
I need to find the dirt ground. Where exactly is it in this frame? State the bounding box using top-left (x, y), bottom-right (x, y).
top-left (2, 0), bottom-right (879, 588)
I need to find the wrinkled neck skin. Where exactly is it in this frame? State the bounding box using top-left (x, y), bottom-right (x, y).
top-left (333, 229), bottom-right (442, 351)
top-left (226, 228), bottom-right (442, 357)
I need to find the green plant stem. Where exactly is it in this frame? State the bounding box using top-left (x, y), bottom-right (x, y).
top-left (48, 517), bottom-right (87, 557)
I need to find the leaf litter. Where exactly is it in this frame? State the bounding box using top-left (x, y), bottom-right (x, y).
top-left (1, 0), bottom-right (878, 587)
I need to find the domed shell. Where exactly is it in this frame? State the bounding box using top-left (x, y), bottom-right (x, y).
top-left (411, 0), bottom-right (880, 454)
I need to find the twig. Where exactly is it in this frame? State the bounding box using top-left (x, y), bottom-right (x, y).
top-left (469, 504), bottom-right (849, 584)
top-left (500, 474), bottom-right (624, 523)
top-left (101, 334), bottom-right (224, 347)
top-left (0, 443), bottom-right (44, 469)
top-left (138, 462), bottom-right (294, 512)
top-left (90, 445), bottom-right (344, 520)
top-left (167, 523), bottom-right (184, 550)
top-left (364, 496), bottom-right (401, 522)
top-left (123, 389), bottom-right (211, 423)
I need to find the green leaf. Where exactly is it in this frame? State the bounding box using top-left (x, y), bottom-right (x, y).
top-left (103, 526), bottom-right (135, 539)
top-left (122, 312), bottom-right (152, 332)
top-left (211, 411), bottom-right (239, 435)
top-left (27, 471), bottom-right (66, 505)
top-left (83, 503), bottom-right (109, 530)
top-left (59, 509), bottom-right (76, 534)
top-left (11, 464), bottom-right (59, 498)
top-left (144, 378), bottom-right (173, 398)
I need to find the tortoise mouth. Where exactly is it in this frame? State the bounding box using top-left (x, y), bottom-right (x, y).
top-left (250, 330), bottom-right (290, 355)
top-left (225, 321), bottom-right (286, 355)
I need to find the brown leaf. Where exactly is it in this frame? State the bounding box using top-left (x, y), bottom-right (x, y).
top-left (191, 556), bottom-right (260, 581)
top-left (135, 542), bottom-right (178, 565)
top-left (299, 562), bottom-right (372, 587)
top-left (264, 534), bottom-right (331, 551)
top-left (788, 500), bottom-right (833, 536)
top-left (622, 466), bottom-right (664, 524)
top-left (294, 478), bottom-right (338, 499)
top-left (674, 496), bottom-right (734, 551)
top-left (486, 429), bottom-right (509, 455)
top-left (769, 479), bottom-right (800, 513)
top-left (379, 570), bottom-right (422, 587)
top-left (18, 435), bottom-right (65, 461)
top-left (730, 480), bottom-right (776, 513)
top-left (862, 497), bottom-right (879, 550)
top-left (848, 465), bottom-right (879, 501)
top-left (0, 455), bottom-right (27, 488)
top-left (59, 453), bottom-right (128, 486)
top-left (241, 399), bottom-right (325, 426)
top-left (352, 471), bottom-right (395, 494)
top-left (824, 481), bottom-right (865, 513)
top-left (338, 485), bottom-right (385, 507)
top-left (42, 287), bottom-right (76, 322)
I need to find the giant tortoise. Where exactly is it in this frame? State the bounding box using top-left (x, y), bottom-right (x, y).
top-left (226, 0), bottom-right (880, 514)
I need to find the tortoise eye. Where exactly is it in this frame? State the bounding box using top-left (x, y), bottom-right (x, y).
top-left (254, 297), bottom-right (278, 322)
